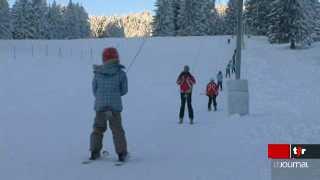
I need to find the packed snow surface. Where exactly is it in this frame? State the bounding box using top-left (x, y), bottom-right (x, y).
top-left (0, 36), bottom-right (319, 180)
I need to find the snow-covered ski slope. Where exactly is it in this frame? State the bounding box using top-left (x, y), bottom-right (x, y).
top-left (0, 36), bottom-right (320, 180)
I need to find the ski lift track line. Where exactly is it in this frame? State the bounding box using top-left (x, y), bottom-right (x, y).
top-left (191, 38), bottom-right (204, 72)
top-left (126, 38), bottom-right (148, 73)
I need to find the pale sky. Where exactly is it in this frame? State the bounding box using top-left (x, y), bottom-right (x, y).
top-left (8, 0), bottom-right (228, 16)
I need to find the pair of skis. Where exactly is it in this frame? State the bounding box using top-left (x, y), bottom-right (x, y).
top-left (82, 150), bottom-right (128, 166)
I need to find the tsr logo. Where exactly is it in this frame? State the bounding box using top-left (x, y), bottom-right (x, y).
top-left (293, 146), bottom-right (306, 158)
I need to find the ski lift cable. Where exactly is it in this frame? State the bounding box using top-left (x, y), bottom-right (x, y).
top-left (126, 37), bottom-right (148, 73)
top-left (191, 38), bottom-right (203, 72)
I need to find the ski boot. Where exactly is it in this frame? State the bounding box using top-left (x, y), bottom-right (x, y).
top-left (118, 152), bottom-right (128, 162)
top-left (89, 151), bottom-right (101, 160)
top-left (179, 118), bottom-right (183, 124)
top-left (190, 118), bottom-right (194, 125)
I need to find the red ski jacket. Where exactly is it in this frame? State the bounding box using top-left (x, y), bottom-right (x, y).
top-left (177, 72), bottom-right (196, 93)
top-left (206, 82), bottom-right (219, 97)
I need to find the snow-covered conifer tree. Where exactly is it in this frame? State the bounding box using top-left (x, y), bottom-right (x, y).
top-left (0, 0), bottom-right (12, 39)
top-left (47, 0), bottom-right (64, 39)
top-left (29, 0), bottom-right (49, 39)
top-left (76, 4), bottom-right (90, 38)
top-left (63, 1), bottom-right (90, 39)
top-left (244, 0), bottom-right (272, 35)
top-left (11, 0), bottom-right (34, 39)
top-left (177, 0), bottom-right (214, 36)
top-left (224, 0), bottom-right (237, 35)
top-left (267, 0), bottom-right (313, 48)
top-left (153, 0), bottom-right (176, 36)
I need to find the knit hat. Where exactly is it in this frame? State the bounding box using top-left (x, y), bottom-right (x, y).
top-left (103, 47), bottom-right (119, 63)
top-left (184, 65), bottom-right (190, 72)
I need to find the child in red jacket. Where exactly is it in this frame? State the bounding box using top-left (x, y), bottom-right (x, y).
top-left (206, 78), bottom-right (219, 111)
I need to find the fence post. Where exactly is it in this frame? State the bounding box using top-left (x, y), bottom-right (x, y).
top-left (45, 44), bottom-right (49, 57)
top-left (32, 45), bottom-right (34, 57)
top-left (90, 48), bottom-right (93, 60)
top-left (13, 46), bottom-right (16, 59)
top-left (58, 47), bottom-right (62, 58)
